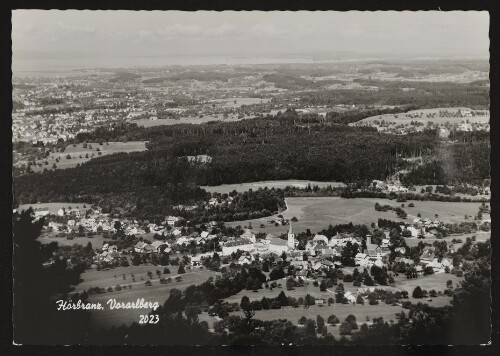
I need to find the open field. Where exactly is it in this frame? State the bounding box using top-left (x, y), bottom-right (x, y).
top-left (225, 197), bottom-right (482, 235)
top-left (31, 141), bottom-right (148, 172)
top-left (73, 266), bottom-right (217, 329)
top-left (405, 231), bottom-right (490, 248)
top-left (353, 107), bottom-right (489, 128)
top-left (202, 180), bottom-right (346, 194)
top-left (393, 272), bottom-right (464, 294)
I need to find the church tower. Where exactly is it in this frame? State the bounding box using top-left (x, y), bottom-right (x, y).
top-left (287, 222), bottom-right (295, 249)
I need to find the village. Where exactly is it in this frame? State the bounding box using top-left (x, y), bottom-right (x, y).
top-left (22, 187), bottom-right (490, 334)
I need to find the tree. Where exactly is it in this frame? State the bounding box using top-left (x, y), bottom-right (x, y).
top-left (364, 275), bottom-right (374, 286)
top-left (298, 316), bottom-right (307, 325)
top-left (339, 321), bottom-right (352, 335)
top-left (131, 253), bottom-right (142, 266)
top-left (371, 229), bottom-right (385, 245)
top-left (269, 267), bottom-right (285, 280)
top-left (345, 314), bottom-right (358, 330)
top-left (412, 286), bottom-right (424, 298)
top-left (319, 280), bottom-right (327, 292)
top-left (328, 315), bottom-right (340, 325)
top-left (356, 295), bottom-right (365, 305)
top-left (277, 291), bottom-right (289, 306)
top-left (286, 277), bottom-right (295, 291)
top-left (13, 209), bottom-right (90, 344)
top-left (304, 294), bottom-right (315, 306)
top-left (305, 319), bottom-right (317, 336)
top-left (341, 242), bottom-right (359, 267)
top-left (178, 265), bottom-right (186, 274)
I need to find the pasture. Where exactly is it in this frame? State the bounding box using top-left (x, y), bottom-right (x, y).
top-left (201, 180), bottom-right (346, 194)
top-left (225, 197), bottom-right (482, 236)
top-left (74, 266), bottom-right (217, 330)
top-left (31, 141), bottom-right (147, 172)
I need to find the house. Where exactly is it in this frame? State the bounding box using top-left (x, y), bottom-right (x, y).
top-left (134, 241), bottom-right (149, 253)
top-left (312, 234), bottom-right (328, 245)
top-left (176, 236), bottom-right (191, 246)
top-left (237, 255), bottom-right (253, 265)
top-left (441, 258), bottom-right (452, 268)
top-left (344, 291), bottom-right (357, 304)
top-left (405, 226), bottom-right (419, 237)
top-left (172, 229), bottom-right (182, 237)
top-left (166, 216), bottom-right (180, 226)
top-left (57, 208), bottom-right (66, 216)
top-left (315, 298), bottom-right (325, 306)
top-left (328, 232), bottom-right (355, 246)
top-left (33, 208), bottom-right (50, 218)
top-left (151, 240), bottom-right (170, 253)
top-left (241, 230), bottom-right (255, 242)
top-left (426, 259), bottom-right (444, 273)
top-left (419, 250), bottom-right (435, 264)
top-left (296, 269), bottom-right (308, 278)
top-left (355, 253), bottom-right (368, 265)
top-left (200, 231), bottom-right (210, 239)
top-left (290, 260), bottom-right (309, 270)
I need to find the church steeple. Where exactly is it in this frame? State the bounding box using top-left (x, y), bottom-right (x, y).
top-left (287, 222), bottom-right (295, 249)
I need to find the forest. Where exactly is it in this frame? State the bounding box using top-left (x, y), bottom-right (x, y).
top-left (14, 112), bottom-right (489, 217)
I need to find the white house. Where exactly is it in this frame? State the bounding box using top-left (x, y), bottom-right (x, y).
top-left (344, 291), bottom-right (357, 304)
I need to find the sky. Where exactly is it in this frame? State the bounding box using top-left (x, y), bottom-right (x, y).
top-left (12, 10), bottom-right (489, 65)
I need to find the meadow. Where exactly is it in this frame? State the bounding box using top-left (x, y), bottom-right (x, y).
top-left (225, 197), bottom-right (482, 236)
top-left (31, 141), bottom-right (148, 172)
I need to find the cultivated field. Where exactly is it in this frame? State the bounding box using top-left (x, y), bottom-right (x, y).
top-left (202, 180), bottom-right (346, 194)
top-left (74, 266), bottom-right (217, 330)
top-left (31, 141), bottom-right (148, 172)
top-left (225, 197), bottom-right (482, 235)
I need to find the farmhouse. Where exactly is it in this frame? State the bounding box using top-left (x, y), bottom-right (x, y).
top-left (237, 255), bottom-right (253, 265)
top-left (151, 240), bottom-right (170, 253)
top-left (344, 291), bottom-right (357, 304)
